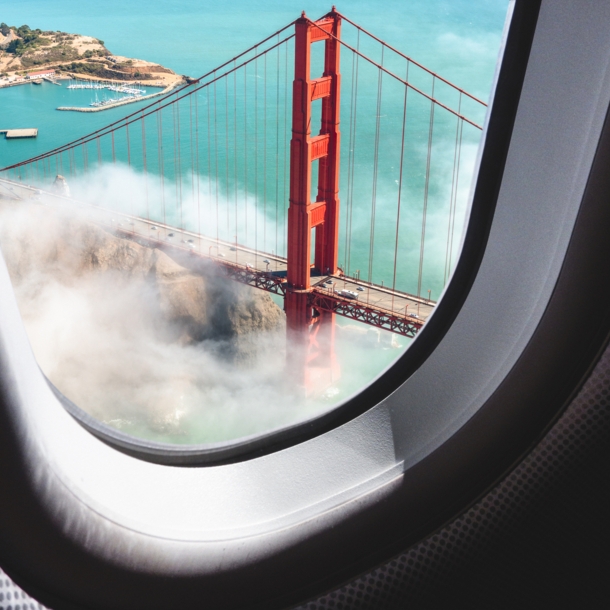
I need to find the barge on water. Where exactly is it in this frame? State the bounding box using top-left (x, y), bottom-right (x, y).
top-left (0, 129), bottom-right (38, 139)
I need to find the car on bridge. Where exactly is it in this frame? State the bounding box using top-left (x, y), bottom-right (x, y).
top-left (337, 289), bottom-right (359, 300)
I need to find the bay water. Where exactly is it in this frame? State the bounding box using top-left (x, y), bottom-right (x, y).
top-left (0, 0), bottom-right (510, 443)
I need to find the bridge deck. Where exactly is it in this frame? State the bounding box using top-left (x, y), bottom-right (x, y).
top-left (0, 178), bottom-right (435, 337)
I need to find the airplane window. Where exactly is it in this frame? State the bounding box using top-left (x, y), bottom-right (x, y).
top-left (5, 1), bottom-right (610, 608)
top-left (0, 1), bottom-right (508, 456)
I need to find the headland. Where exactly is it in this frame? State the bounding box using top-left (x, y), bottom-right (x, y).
top-left (0, 23), bottom-right (188, 110)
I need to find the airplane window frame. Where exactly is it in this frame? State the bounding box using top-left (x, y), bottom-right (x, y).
top-left (41, 0), bottom-right (524, 467)
top-left (3, 1), bottom-right (610, 608)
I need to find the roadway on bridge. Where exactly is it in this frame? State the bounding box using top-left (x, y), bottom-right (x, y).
top-left (0, 178), bottom-right (435, 331)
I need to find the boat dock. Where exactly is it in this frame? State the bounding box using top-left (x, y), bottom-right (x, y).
top-left (1, 129), bottom-right (38, 139)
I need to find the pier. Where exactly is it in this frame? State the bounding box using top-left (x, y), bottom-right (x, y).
top-left (0, 129), bottom-right (38, 139)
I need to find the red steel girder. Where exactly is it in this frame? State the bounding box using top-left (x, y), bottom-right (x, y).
top-left (309, 290), bottom-right (423, 338)
top-left (220, 263), bottom-right (287, 296)
top-left (117, 229), bottom-right (423, 338)
top-left (122, 231), bottom-right (288, 297)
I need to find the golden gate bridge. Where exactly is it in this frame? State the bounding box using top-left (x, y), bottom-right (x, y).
top-left (0, 7), bottom-right (486, 389)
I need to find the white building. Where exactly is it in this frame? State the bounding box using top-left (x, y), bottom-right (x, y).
top-left (26, 69), bottom-right (56, 79)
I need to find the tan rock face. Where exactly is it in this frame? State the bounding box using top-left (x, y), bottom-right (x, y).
top-left (0, 201), bottom-right (311, 444)
top-left (0, 201), bottom-right (285, 345)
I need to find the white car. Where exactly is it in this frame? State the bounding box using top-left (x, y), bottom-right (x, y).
top-left (337, 289), bottom-right (359, 300)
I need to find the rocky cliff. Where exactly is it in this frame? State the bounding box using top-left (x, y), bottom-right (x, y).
top-left (0, 201), bottom-right (285, 347)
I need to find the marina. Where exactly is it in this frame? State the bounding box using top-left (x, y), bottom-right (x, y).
top-left (57, 81), bottom-right (176, 112)
top-left (66, 80), bottom-right (148, 107)
top-left (67, 80), bottom-right (146, 95)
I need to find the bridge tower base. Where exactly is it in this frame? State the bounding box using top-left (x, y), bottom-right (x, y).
top-left (286, 9), bottom-right (341, 392)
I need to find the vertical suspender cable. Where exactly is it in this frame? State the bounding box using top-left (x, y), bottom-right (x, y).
top-left (225, 77), bottom-right (230, 239)
top-left (244, 64), bottom-right (248, 242)
top-left (344, 40), bottom-right (357, 273)
top-left (447, 118), bottom-right (463, 280)
top-left (176, 97), bottom-right (183, 227)
top-left (346, 31), bottom-right (360, 277)
top-left (127, 126), bottom-right (134, 212)
top-left (283, 40), bottom-right (288, 256)
top-left (392, 60), bottom-right (410, 309)
top-left (254, 54), bottom-right (258, 258)
top-left (126, 123), bottom-right (131, 167)
top-left (445, 97), bottom-right (461, 284)
top-left (263, 51), bottom-right (267, 253)
top-left (141, 114), bottom-right (149, 219)
top-left (234, 61), bottom-right (238, 249)
top-left (214, 79), bottom-right (219, 244)
top-left (158, 110), bottom-right (166, 225)
top-left (275, 39), bottom-right (280, 257)
top-left (195, 91), bottom-right (201, 239)
top-left (417, 77), bottom-right (436, 299)
top-left (173, 102), bottom-right (179, 225)
top-left (207, 84), bottom-right (213, 231)
top-left (189, 94), bottom-right (195, 226)
top-left (368, 46), bottom-right (384, 284)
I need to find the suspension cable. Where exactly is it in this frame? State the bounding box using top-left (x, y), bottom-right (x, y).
top-left (335, 11), bottom-right (487, 107)
top-left (305, 18), bottom-right (483, 130)
top-left (1, 34), bottom-right (295, 172)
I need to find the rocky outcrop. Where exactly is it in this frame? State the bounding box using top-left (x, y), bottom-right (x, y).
top-left (0, 202), bottom-right (285, 345)
top-left (113, 64), bottom-right (173, 75)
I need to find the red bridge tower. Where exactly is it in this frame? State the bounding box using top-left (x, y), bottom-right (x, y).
top-left (286, 8), bottom-right (342, 332)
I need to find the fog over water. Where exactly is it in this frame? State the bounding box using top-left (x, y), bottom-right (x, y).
top-left (0, 0), bottom-right (509, 443)
top-left (0, 186), bottom-right (404, 444)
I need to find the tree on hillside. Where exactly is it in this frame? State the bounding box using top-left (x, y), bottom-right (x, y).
top-left (5, 25), bottom-right (43, 55)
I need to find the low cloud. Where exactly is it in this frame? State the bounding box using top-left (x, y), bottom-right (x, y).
top-left (0, 179), bottom-right (403, 445)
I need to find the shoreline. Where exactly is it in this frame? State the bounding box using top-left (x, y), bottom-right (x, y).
top-left (1, 30), bottom-right (184, 93)
top-left (56, 81), bottom-right (183, 112)
top-left (0, 73), bottom-right (72, 89)
top-left (1, 70), bottom-right (182, 89)
top-left (58, 70), bottom-right (183, 88)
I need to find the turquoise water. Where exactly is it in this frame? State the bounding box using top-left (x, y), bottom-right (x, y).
top-left (0, 0), bottom-right (508, 167)
top-left (0, 0), bottom-right (510, 443)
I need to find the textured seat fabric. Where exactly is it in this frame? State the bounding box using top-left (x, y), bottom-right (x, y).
top-left (0, 571), bottom-right (46, 610)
